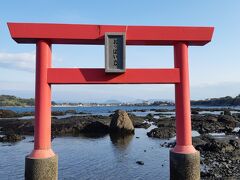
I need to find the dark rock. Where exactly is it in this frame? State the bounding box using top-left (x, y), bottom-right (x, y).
top-left (129, 115), bottom-right (149, 129)
top-left (161, 134), bottom-right (240, 178)
top-left (191, 114), bottom-right (238, 134)
top-left (155, 109), bottom-right (173, 112)
top-left (155, 117), bottom-right (175, 128)
top-left (229, 139), bottom-right (240, 149)
top-left (0, 118), bottom-right (34, 135)
top-left (145, 113), bottom-right (154, 120)
top-left (0, 109), bottom-right (18, 118)
top-left (110, 110), bottom-right (134, 134)
top-left (80, 121), bottom-right (109, 134)
top-left (19, 111), bottom-right (34, 117)
top-left (196, 137), bottom-right (235, 153)
top-left (51, 111), bottom-right (65, 116)
top-left (48, 116), bottom-right (111, 136)
top-left (65, 110), bottom-right (77, 114)
top-left (77, 112), bottom-right (88, 114)
top-left (134, 122), bottom-right (151, 129)
top-left (191, 110), bottom-right (199, 115)
top-left (206, 116), bottom-right (218, 122)
top-left (147, 127), bottom-right (175, 139)
top-left (136, 161), bottom-right (144, 165)
top-left (192, 136), bottom-right (207, 147)
top-left (224, 110), bottom-right (231, 116)
top-left (0, 134), bottom-right (25, 142)
top-left (218, 115), bottom-right (237, 123)
top-left (199, 136), bottom-right (240, 179)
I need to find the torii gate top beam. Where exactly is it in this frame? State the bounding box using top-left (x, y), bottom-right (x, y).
top-left (8, 23), bottom-right (213, 46)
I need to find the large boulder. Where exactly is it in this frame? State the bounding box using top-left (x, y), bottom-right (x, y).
top-left (110, 110), bottom-right (134, 134)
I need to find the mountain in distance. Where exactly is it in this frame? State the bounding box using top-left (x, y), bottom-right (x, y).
top-left (104, 100), bottom-right (122, 104)
top-left (104, 99), bottom-right (174, 104)
top-left (1, 94), bottom-right (240, 107)
top-left (147, 98), bottom-right (174, 103)
top-left (128, 99), bottom-right (145, 104)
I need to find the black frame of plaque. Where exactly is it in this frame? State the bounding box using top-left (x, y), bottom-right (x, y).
top-left (105, 32), bottom-right (126, 73)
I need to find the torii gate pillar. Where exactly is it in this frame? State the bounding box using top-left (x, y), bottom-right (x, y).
top-left (25, 40), bottom-right (58, 180)
top-left (170, 42), bottom-right (200, 180)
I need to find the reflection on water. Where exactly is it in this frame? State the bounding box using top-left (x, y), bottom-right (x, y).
top-left (0, 128), bottom-right (170, 180)
top-left (78, 132), bottom-right (108, 139)
top-left (110, 133), bottom-right (134, 150)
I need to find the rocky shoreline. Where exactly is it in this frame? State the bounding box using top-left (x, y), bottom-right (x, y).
top-left (0, 110), bottom-right (146, 139)
top-left (147, 109), bottom-right (240, 179)
top-left (0, 108), bottom-right (240, 178)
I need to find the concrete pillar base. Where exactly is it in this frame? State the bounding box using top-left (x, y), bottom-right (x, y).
top-left (25, 155), bottom-right (58, 180)
top-left (170, 150), bottom-right (200, 180)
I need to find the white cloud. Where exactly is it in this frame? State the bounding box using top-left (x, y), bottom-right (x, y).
top-left (0, 52), bottom-right (35, 72)
top-left (0, 52), bottom-right (62, 72)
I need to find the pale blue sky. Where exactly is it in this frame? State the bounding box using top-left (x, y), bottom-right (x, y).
top-left (0, 1), bottom-right (240, 102)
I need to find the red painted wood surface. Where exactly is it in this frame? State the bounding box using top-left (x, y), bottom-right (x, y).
top-left (29, 40), bottom-right (55, 159)
top-left (8, 23), bottom-right (214, 46)
top-left (172, 42), bottom-right (196, 154)
top-left (47, 68), bottom-right (180, 84)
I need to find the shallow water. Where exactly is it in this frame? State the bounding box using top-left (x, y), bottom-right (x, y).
top-left (0, 105), bottom-right (174, 114)
top-left (0, 128), bottom-right (170, 180)
top-left (1, 105), bottom-right (240, 179)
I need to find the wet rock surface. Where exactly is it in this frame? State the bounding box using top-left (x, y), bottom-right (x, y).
top-left (147, 110), bottom-right (240, 178)
top-left (198, 136), bottom-right (240, 179)
top-left (0, 110), bottom-right (148, 138)
top-left (191, 114), bottom-right (238, 134)
top-left (146, 113), bottom-right (239, 136)
top-left (134, 122), bottom-right (150, 129)
top-left (147, 127), bottom-right (175, 139)
top-left (80, 121), bottom-right (109, 136)
top-left (0, 109), bottom-right (19, 118)
top-left (0, 134), bottom-right (25, 142)
top-left (161, 135), bottom-right (240, 179)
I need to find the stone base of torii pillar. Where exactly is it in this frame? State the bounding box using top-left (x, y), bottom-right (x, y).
top-left (25, 155), bottom-right (58, 180)
top-left (170, 150), bottom-right (200, 180)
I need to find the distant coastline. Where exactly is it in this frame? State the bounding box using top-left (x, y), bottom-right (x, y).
top-left (0, 95), bottom-right (174, 107)
top-left (1, 94), bottom-right (240, 107)
top-left (191, 95), bottom-right (240, 106)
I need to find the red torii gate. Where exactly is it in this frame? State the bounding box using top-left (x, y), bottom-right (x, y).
top-left (8, 23), bottom-right (213, 180)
